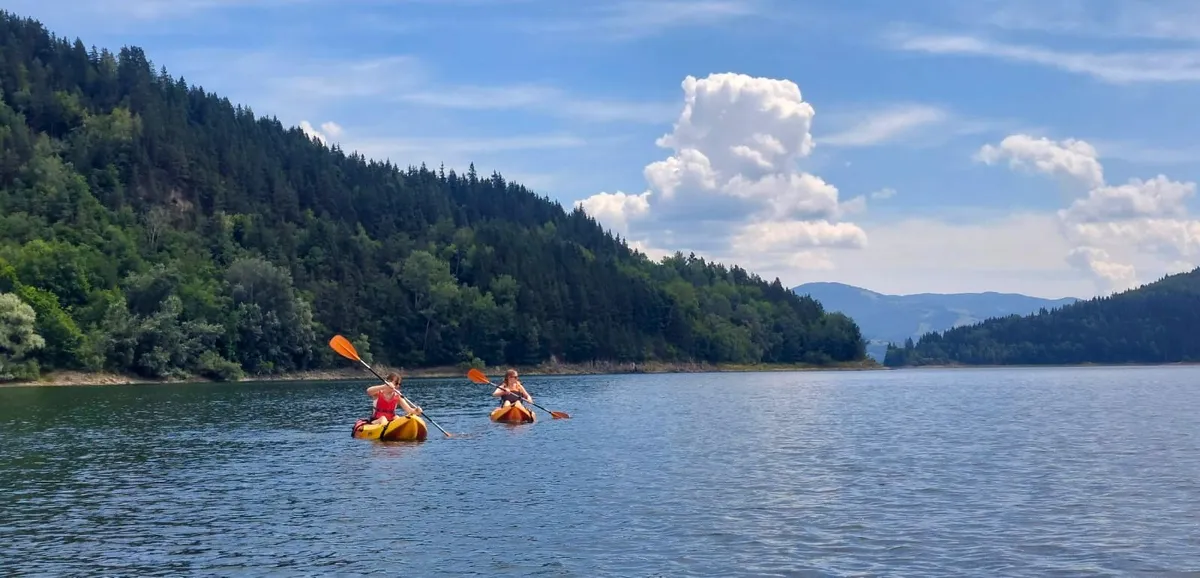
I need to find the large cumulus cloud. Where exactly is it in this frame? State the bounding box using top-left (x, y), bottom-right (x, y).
top-left (978, 133), bottom-right (1199, 293)
top-left (576, 72), bottom-right (868, 278)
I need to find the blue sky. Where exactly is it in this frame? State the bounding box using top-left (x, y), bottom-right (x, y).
top-left (10, 0), bottom-right (1200, 299)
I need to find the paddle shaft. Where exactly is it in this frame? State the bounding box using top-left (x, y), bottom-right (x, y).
top-left (358, 359), bottom-right (453, 437)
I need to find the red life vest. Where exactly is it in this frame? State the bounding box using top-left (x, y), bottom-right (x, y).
top-left (373, 393), bottom-right (399, 420)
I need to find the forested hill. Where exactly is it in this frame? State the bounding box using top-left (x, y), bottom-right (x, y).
top-left (0, 12), bottom-right (866, 382)
top-left (884, 268), bottom-right (1200, 367)
top-left (793, 281), bottom-right (1078, 360)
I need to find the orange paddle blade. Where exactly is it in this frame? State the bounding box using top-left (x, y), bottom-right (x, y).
top-left (466, 368), bottom-right (491, 384)
top-left (329, 334), bottom-right (361, 362)
top-left (550, 411), bottom-right (571, 419)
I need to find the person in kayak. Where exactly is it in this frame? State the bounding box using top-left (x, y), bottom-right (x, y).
top-left (367, 372), bottom-right (422, 425)
top-left (492, 369), bottom-right (532, 408)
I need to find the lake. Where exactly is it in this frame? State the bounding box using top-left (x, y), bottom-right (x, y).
top-left (2, 366), bottom-right (1198, 576)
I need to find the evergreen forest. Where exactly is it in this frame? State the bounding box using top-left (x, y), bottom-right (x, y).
top-left (0, 12), bottom-right (868, 382)
top-left (884, 268), bottom-right (1200, 367)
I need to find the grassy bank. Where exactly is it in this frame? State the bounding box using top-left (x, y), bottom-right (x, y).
top-left (2, 358), bottom-right (886, 387)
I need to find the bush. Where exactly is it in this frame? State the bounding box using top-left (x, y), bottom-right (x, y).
top-left (196, 350), bottom-right (244, 382)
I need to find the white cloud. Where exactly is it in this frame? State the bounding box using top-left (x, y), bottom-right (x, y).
top-left (290, 120), bottom-right (579, 187)
top-left (819, 104), bottom-right (949, 147)
top-left (320, 121), bottom-right (343, 138)
top-left (167, 49), bottom-right (669, 127)
top-left (167, 51), bottom-right (428, 115)
top-left (299, 120), bottom-right (342, 144)
top-left (978, 132), bottom-right (1200, 293)
top-left (628, 239), bottom-right (673, 262)
top-left (1065, 246), bottom-right (1138, 294)
top-left (870, 187), bottom-right (896, 200)
top-left (1166, 260), bottom-right (1197, 275)
top-left (730, 220), bottom-right (867, 253)
top-left (890, 31), bottom-right (1200, 84)
top-left (350, 133), bottom-right (587, 165)
top-left (799, 212), bottom-right (1092, 298)
top-left (1067, 219), bottom-right (1200, 262)
top-left (838, 195), bottom-right (868, 217)
top-left (297, 119), bottom-right (585, 160)
top-left (21, 0), bottom-right (309, 21)
top-left (576, 72), bottom-right (867, 277)
top-left (976, 134), bottom-right (1104, 189)
top-left (816, 102), bottom-right (1024, 150)
top-left (575, 191), bottom-right (651, 235)
top-left (980, 0), bottom-right (1200, 42)
top-left (1060, 176), bottom-right (1195, 224)
top-left (1087, 139), bottom-right (1200, 166)
top-left (516, 0), bottom-right (765, 40)
top-left (802, 209), bottom-right (1195, 298)
top-left (394, 83), bottom-right (677, 124)
top-left (24, 0), bottom-right (536, 22)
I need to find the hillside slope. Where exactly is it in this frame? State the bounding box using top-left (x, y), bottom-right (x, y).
top-left (793, 282), bottom-right (1078, 359)
top-left (0, 11), bottom-right (866, 382)
top-left (883, 268), bottom-right (1200, 366)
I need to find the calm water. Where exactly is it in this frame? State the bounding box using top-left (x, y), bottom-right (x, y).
top-left (2, 366), bottom-right (1199, 576)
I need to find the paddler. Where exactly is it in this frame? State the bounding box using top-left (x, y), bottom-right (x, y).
top-left (367, 372), bottom-right (422, 425)
top-left (492, 369), bottom-right (533, 409)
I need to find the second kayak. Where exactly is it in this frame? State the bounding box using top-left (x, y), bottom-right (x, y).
top-left (490, 403), bottom-right (536, 424)
top-left (352, 415), bottom-right (429, 441)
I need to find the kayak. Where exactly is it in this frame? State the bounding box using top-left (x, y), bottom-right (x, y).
top-left (351, 415), bottom-right (429, 441)
top-left (490, 403), bottom-right (536, 424)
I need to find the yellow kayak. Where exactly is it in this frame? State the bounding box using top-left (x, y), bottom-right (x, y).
top-left (490, 402), bottom-right (536, 424)
top-left (351, 415), bottom-right (429, 441)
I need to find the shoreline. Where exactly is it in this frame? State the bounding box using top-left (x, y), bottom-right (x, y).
top-left (1, 359), bottom-right (886, 388)
top-left (9, 359), bottom-right (1200, 387)
top-left (888, 361), bottom-right (1200, 369)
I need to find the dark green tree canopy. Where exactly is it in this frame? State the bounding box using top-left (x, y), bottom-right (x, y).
top-left (884, 268), bottom-right (1200, 367)
top-left (0, 11), bottom-right (867, 380)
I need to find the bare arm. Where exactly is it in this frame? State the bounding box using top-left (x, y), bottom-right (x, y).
top-left (367, 383), bottom-right (391, 397)
top-left (398, 396), bottom-right (421, 415)
top-left (515, 382), bottom-right (532, 402)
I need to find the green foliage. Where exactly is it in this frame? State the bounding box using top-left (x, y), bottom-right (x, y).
top-left (349, 333), bottom-right (374, 365)
top-left (93, 293), bottom-right (223, 379)
top-left (225, 257), bottom-right (316, 375)
top-left (884, 268), bottom-right (1200, 367)
top-left (0, 291), bottom-right (45, 380)
top-left (0, 11), bottom-right (867, 381)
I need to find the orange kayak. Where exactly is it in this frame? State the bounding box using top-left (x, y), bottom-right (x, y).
top-left (490, 403), bottom-right (536, 424)
top-left (351, 415), bottom-right (429, 441)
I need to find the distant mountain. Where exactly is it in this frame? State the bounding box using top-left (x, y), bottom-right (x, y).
top-left (792, 282), bottom-right (1079, 360)
top-left (884, 267), bottom-right (1200, 367)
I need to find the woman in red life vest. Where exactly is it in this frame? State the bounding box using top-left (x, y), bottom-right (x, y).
top-left (367, 372), bottom-right (422, 425)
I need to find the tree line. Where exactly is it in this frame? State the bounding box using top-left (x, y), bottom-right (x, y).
top-left (0, 12), bottom-right (867, 381)
top-left (883, 268), bottom-right (1200, 367)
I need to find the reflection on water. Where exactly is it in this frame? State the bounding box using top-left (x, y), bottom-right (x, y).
top-left (2, 367), bottom-right (1200, 576)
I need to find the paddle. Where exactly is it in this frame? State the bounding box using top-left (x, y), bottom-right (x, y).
top-left (329, 334), bottom-right (455, 438)
top-left (466, 368), bottom-right (571, 419)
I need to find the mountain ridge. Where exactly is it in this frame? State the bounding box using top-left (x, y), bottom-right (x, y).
top-left (884, 267), bottom-right (1200, 366)
top-left (793, 281), bottom-right (1079, 359)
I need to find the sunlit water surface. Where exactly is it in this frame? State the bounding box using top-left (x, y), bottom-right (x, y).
top-left (2, 366), bottom-right (1199, 576)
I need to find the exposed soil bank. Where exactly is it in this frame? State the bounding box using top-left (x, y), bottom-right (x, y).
top-left (2, 359), bottom-right (886, 387)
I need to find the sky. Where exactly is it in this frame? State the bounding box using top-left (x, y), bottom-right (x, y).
top-left (9, 0), bottom-right (1200, 299)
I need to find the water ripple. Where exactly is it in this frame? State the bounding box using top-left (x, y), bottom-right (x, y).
top-left (2, 367), bottom-right (1199, 576)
